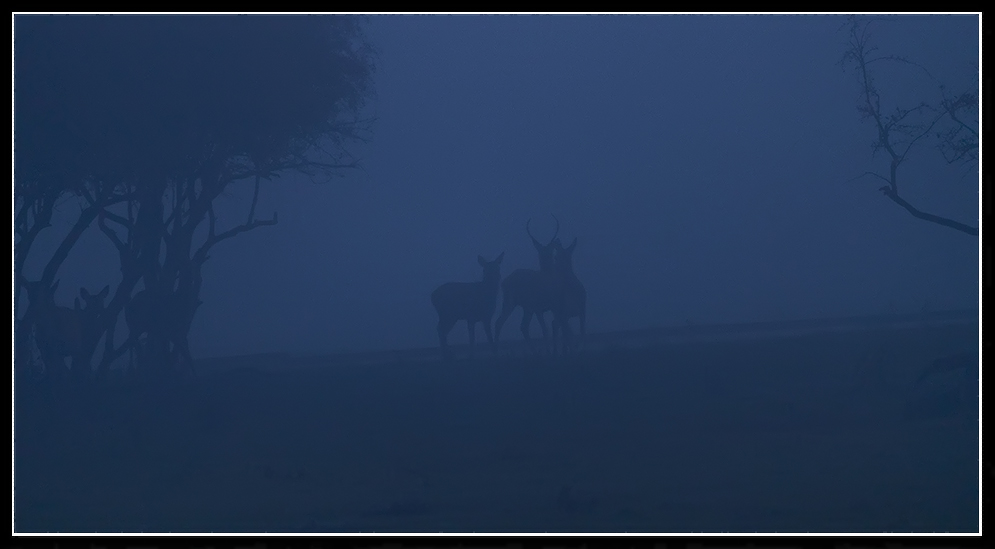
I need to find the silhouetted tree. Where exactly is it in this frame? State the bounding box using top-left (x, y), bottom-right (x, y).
top-left (840, 16), bottom-right (978, 236)
top-left (14, 15), bottom-right (377, 381)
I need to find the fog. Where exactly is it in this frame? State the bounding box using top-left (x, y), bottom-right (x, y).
top-left (13, 14), bottom-right (982, 534)
top-left (21, 14), bottom-right (979, 360)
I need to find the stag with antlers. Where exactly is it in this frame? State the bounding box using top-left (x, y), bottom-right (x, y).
top-left (550, 236), bottom-right (587, 355)
top-left (431, 252), bottom-right (505, 362)
top-left (493, 216), bottom-right (562, 354)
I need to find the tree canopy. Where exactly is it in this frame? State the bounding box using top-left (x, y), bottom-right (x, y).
top-left (14, 15), bottom-right (377, 380)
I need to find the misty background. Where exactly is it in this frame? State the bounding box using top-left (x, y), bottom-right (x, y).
top-left (20, 14), bottom-right (980, 360)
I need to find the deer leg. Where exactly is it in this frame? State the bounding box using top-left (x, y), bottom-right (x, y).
top-left (520, 309), bottom-right (536, 354)
top-left (41, 347), bottom-right (67, 383)
top-left (560, 316), bottom-right (574, 355)
top-left (467, 320), bottom-right (477, 359)
top-left (175, 335), bottom-right (195, 377)
top-left (437, 318), bottom-right (456, 362)
top-left (494, 299), bottom-right (514, 344)
top-left (483, 319), bottom-right (496, 355)
top-left (35, 329), bottom-right (65, 382)
top-left (130, 334), bottom-right (143, 373)
top-left (536, 312), bottom-right (550, 355)
top-left (135, 334), bottom-right (152, 373)
top-left (551, 314), bottom-right (572, 356)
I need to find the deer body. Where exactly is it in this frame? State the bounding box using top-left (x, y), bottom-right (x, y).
top-left (550, 237), bottom-right (587, 355)
top-left (494, 217), bottom-right (561, 353)
top-left (34, 304), bottom-right (84, 368)
top-left (495, 268), bottom-right (559, 351)
top-left (22, 280), bottom-right (108, 379)
top-left (125, 285), bottom-right (203, 373)
top-left (431, 252), bottom-right (504, 361)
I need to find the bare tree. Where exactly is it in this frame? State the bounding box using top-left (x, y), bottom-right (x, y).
top-left (15, 16), bottom-right (377, 382)
top-left (431, 252), bottom-right (505, 362)
top-left (841, 15), bottom-right (978, 236)
top-left (494, 216), bottom-right (563, 354)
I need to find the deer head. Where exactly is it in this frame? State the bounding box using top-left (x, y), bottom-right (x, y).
top-left (527, 214), bottom-right (559, 272)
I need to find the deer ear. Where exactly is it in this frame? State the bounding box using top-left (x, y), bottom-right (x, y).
top-left (496, 251), bottom-right (505, 263)
top-left (478, 255), bottom-right (486, 267)
top-left (567, 237), bottom-right (577, 253)
top-left (99, 285), bottom-right (110, 299)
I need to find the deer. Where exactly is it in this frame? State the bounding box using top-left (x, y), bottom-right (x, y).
top-left (550, 236), bottom-right (587, 355)
top-left (431, 252), bottom-right (505, 362)
top-left (20, 278), bottom-right (109, 381)
top-left (493, 216), bottom-right (561, 354)
top-left (124, 284), bottom-right (203, 375)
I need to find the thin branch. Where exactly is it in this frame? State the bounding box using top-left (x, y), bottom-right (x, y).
top-left (192, 211), bottom-right (278, 265)
top-left (897, 110), bottom-right (946, 162)
top-left (97, 212), bottom-right (128, 254)
top-left (848, 171), bottom-right (891, 185)
top-left (210, 213), bottom-right (278, 248)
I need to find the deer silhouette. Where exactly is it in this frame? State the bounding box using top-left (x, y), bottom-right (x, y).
top-left (431, 252), bottom-right (505, 362)
top-left (550, 236), bottom-right (587, 355)
top-left (124, 285), bottom-right (203, 374)
top-left (21, 278), bottom-right (108, 380)
top-left (494, 216), bottom-right (561, 354)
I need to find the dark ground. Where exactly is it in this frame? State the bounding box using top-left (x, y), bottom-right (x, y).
top-left (13, 316), bottom-right (980, 533)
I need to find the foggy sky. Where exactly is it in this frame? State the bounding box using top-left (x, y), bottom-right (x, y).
top-left (21, 14), bottom-right (980, 359)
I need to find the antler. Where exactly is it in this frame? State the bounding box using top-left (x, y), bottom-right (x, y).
top-left (527, 215), bottom-right (561, 247)
top-left (527, 218), bottom-right (540, 247)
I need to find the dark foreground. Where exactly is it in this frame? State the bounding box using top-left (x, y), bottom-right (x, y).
top-left (14, 319), bottom-right (980, 533)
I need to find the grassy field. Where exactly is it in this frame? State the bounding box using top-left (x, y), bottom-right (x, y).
top-left (13, 318), bottom-right (980, 533)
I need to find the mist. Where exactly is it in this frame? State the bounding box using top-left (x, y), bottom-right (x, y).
top-left (21, 14), bottom-right (979, 360)
top-left (13, 14), bottom-right (980, 534)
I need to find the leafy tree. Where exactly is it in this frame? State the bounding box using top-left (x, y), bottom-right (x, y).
top-left (840, 15), bottom-right (978, 236)
top-left (14, 15), bottom-right (377, 380)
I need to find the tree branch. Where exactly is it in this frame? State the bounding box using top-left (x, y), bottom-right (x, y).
top-left (100, 209), bottom-right (134, 230)
top-left (192, 211), bottom-right (278, 266)
top-left (97, 212), bottom-right (129, 254)
top-left (879, 187), bottom-right (978, 236)
top-left (849, 171), bottom-right (890, 185)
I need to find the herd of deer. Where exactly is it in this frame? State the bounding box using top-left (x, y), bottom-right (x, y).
top-left (17, 214), bottom-right (976, 380)
top-left (16, 275), bottom-right (201, 382)
top-left (431, 215), bottom-right (587, 361)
